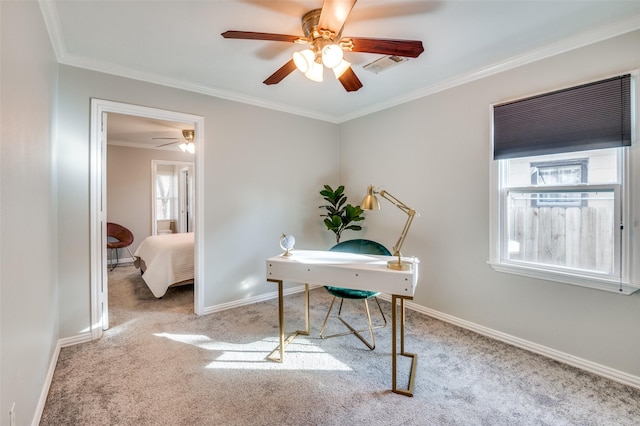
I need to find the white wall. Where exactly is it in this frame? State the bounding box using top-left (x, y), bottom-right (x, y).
top-left (57, 65), bottom-right (339, 338)
top-left (0, 1), bottom-right (59, 424)
top-left (339, 30), bottom-right (640, 377)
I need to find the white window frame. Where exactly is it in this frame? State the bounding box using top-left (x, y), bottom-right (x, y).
top-left (489, 73), bottom-right (639, 295)
top-left (155, 169), bottom-right (176, 221)
top-left (489, 151), bottom-right (638, 294)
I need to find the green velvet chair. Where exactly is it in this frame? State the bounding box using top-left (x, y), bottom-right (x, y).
top-left (319, 239), bottom-right (390, 350)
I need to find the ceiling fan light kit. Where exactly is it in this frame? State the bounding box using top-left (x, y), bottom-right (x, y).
top-left (291, 8), bottom-right (347, 83)
top-left (306, 60), bottom-right (325, 82)
top-left (179, 129), bottom-right (196, 153)
top-left (153, 129), bottom-right (196, 153)
top-left (321, 44), bottom-right (344, 68)
top-left (221, 0), bottom-right (424, 92)
top-left (179, 142), bottom-right (195, 154)
top-left (292, 49), bottom-right (315, 73)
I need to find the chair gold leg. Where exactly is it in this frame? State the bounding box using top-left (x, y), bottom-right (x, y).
top-left (319, 296), bottom-right (337, 338)
top-left (108, 248), bottom-right (118, 271)
top-left (126, 246), bottom-right (135, 262)
top-left (319, 296), bottom-right (386, 350)
top-left (348, 298), bottom-right (375, 349)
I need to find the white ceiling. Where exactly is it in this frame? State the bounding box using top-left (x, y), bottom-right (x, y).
top-left (41, 1), bottom-right (640, 124)
top-left (106, 113), bottom-right (195, 151)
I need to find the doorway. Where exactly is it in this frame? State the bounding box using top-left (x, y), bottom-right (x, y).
top-left (90, 99), bottom-right (204, 339)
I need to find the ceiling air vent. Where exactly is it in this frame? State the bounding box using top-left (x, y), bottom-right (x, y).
top-left (362, 55), bottom-right (409, 74)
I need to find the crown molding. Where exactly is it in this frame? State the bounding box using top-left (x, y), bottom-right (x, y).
top-left (60, 53), bottom-right (341, 123)
top-left (39, 0), bottom-right (67, 61)
top-left (337, 13), bottom-right (640, 123)
top-left (39, 1), bottom-right (640, 124)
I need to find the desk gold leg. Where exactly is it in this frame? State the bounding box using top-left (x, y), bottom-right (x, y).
top-left (267, 281), bottom-right (309, 362)
top-left (303, 283), bottom-right (310, 335)
top-left (392, 295), bottom-right (417, 397)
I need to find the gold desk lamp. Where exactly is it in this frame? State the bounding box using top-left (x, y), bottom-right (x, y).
top-left (361, 185), bottom-right (418, 271)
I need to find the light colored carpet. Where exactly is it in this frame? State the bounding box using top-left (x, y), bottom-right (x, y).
top-left (41, 264), bottom-right (640, 425)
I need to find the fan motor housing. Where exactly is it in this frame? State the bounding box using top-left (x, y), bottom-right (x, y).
top-left (301, 9), bottom-right (322, 39)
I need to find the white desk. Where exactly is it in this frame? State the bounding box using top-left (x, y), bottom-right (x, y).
top-left (266, 249), bottom-right (419, 396)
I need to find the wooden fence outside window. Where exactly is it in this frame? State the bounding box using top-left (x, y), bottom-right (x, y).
top-left (508, 206), bottom-right (614, 274)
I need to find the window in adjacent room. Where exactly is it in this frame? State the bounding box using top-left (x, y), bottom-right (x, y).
top-left (489, 73), bottom-right (638, 294)
top-left (155, 169), bottom-right (176, 221)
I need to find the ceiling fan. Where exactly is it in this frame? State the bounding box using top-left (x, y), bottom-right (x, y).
top-left (221, 0), bottom-right (424, 92)
top-left (153, 129), bottom-right (195, 153)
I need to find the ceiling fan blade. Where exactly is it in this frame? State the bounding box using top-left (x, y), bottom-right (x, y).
top-left (319, 0), bottom-right (357, 37)
top-left (337, 67), bottom-right (363, 92)
top-left (157, 141), bottom-right (180, 148)
top-left (346, 2), bottom-right (438, 22)
top-left (221, 31), bottom-right (300, 43)
top-left (263, 59), bottom-right (297, 85)
top-left (346, 37), bottom-right (424, 58)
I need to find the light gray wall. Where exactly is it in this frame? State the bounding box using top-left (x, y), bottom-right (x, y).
top-left (57, 66), bottom-right (338, 338)
top-left (107, 145), bottom-right (194, 253)
top-left (0, 1), bottom-right (59, 424)
top-left (338, 30), bottom-right (640, 377)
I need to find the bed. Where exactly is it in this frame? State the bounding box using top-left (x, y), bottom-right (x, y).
top-left (133, 232), bottom-right (194, 298)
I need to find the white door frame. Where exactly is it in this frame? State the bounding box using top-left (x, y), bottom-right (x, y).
top-left (90, 99), bottom-right (205, 339)
top-left (178, 165), bottom-right (194, 233)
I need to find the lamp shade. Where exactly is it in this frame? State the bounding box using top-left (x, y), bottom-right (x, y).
top-left (179, 142), bottom-right (195, 153)
top-left (322, 44), bottom-right (344, 69)
top-left (293, 49), bottom-right (315, 73)
top-left (305, 60), bottom-right (324, 82)
top-left (361, 185), bottom-right (381, 210)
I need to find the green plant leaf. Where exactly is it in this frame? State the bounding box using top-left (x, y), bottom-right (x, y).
top-left (323, 217), bottom-right (337, 231)
top-left (319, 185), bottom-right (365, 243)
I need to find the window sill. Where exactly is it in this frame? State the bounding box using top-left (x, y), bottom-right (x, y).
top-left (488, 261), bottom-right (640, 295)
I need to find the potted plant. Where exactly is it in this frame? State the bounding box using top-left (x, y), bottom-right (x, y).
top-left (319, 184), bottom-right (365, 244)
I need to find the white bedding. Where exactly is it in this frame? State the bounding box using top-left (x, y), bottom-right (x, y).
top-left (133, 232), bottom-right (194, 298)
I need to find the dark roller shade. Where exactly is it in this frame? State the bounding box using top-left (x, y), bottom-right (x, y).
top-left (493, 74), bottom-right (631, 160)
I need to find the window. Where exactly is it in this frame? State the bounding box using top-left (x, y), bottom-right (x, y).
top-left (490, 74), bottom-right (638, 294)
top-left (503, 149), bottom-right (619, 276)
top-left (155, 171), bottom-right (175, 221)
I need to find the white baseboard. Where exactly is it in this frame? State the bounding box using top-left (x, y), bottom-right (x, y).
top-left (59, 332), bottom-right (93, 347)
top-left (32, 341), bottom-right (61, 426)
top-left (395, 298), bottom-right (640, 390)
top-left (107, 256), bottom-right (135, 266)
top-left (199, 284), bottom-right (320, 315)
top-left (33, 332), bottom-right (94, 425)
